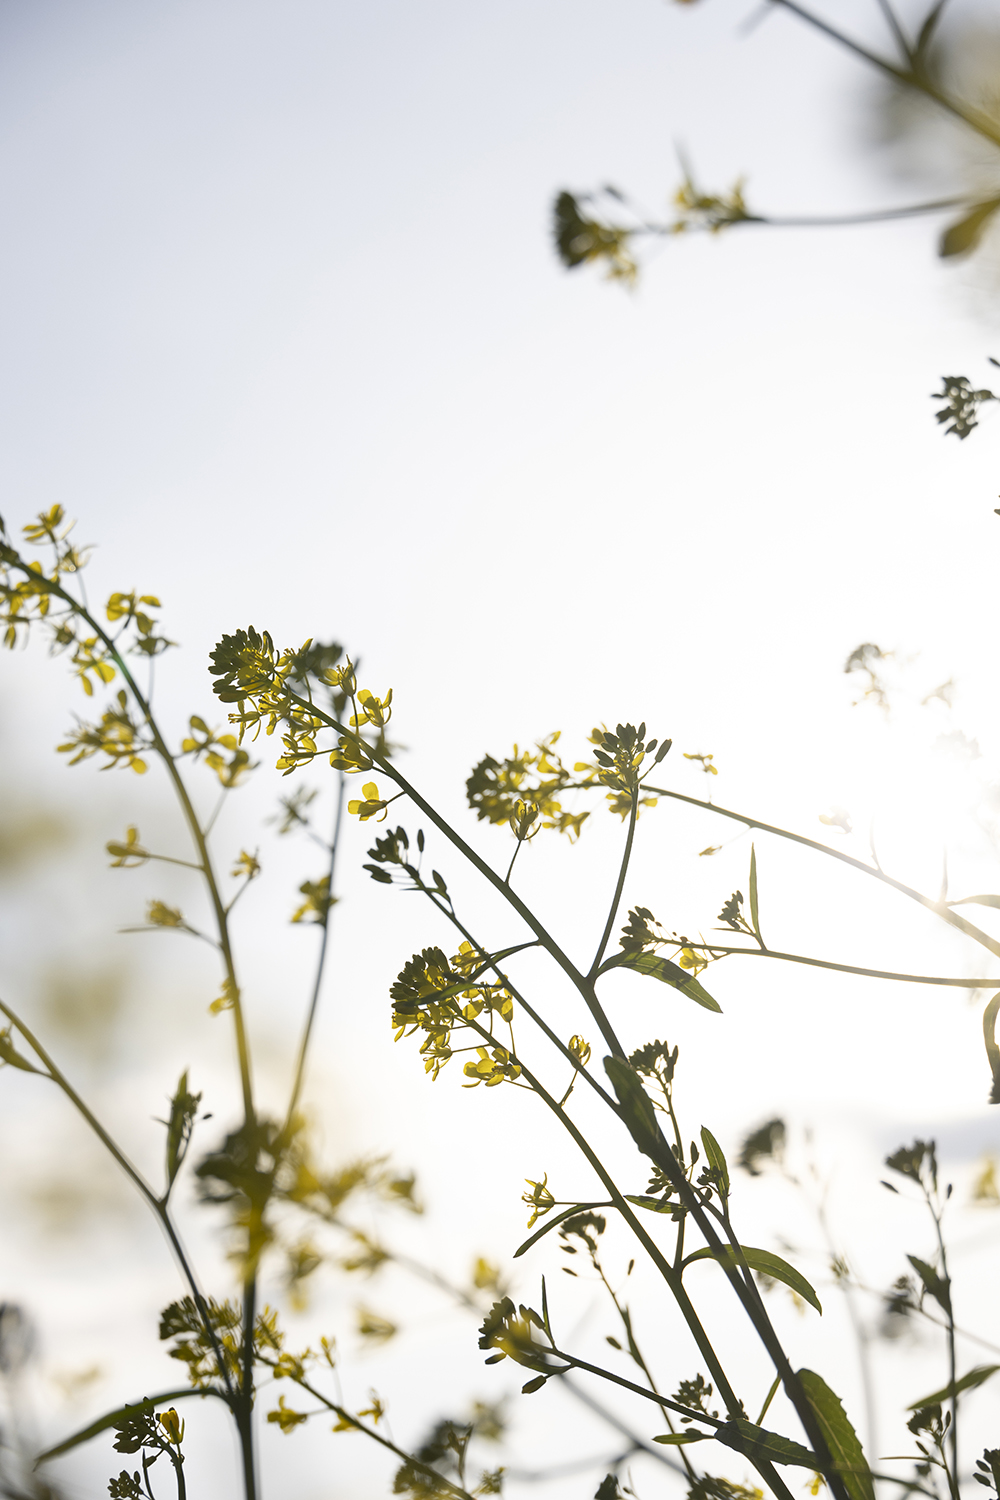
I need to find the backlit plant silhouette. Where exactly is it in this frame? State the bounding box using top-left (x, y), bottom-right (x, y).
top-left (2, 506), bottom-right (1000, 1500)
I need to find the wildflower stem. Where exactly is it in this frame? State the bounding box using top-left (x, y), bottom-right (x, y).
top-left (643, 784), bottom-right (1000, 961)
top-left (285, 769), bottom-right (346, 1125)
top-left (685, 943), bottom-right (995, 988)
top-left (255, 1362), bottom-right (478, 1500)
top-left (0, 995), bottom-right (238, 1408)
top-left (588, 790), bottom-right (639, 980)
top-left (771, 0), bottom-right (1000, 151)
top-left (15, 566), bottom-right (257, 1122)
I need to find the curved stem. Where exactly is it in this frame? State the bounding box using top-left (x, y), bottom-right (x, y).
top-left (256, 1362), bottom-right (478, 1500)
top-left (0, 995), bottom-right (238, 1407)
top-left (643, 783), bottom-right (1000, 961)
top-left (285, 770), bottom-right (346, 1125)
top-left (589, 792), bottom-right (639, 980)
top-left (686, 943), bottom-right (994, 987)
top-left (771, 0), bottom-right (1000, 152)
top-left (36, 573), bottom-right (255, 1119)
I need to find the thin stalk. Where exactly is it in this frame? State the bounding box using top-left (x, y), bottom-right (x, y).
top-left (643, 783), bottom-right (1000, 962)
top-left (285, 770), bottom-right (346, 1125)
top-left (166, 1447), bottom-right (187, 1500)
top-left (930, 1201), bottom-right (959, 1498)
top-left (26, 569), bottom-right (256, 1121)
top-left (559, 1374), bottom-right (688, 1477)
top-left (684, 943), bottom-right (994, 987)
top-left (771, 0), bottom-right (1000, 151)
top-left (0, 996), bottom-right (237, 1408)
top-left (256, 1363), bottom-right (478, 1500)
top-left (873, 0), bottom-right (913, 62)
top-left (285, 692), bottom-right (592, 1003)
top-left (634, 195), bottom-right (971, 235)
top-left (239, 1275), bottom-right (258, 1500)
top-left (589, 791), bottom-right (639, 979)
top-left (464, 1007), bottom-right (851, 1500)
top-left (599, 1270), bottom-right (700, 1483)
top-left (543, 1346), bottom-right (797, 1500)
top-left (416, 884), bottom-right (619, 1110)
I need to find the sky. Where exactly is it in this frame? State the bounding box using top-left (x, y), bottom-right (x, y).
top-left (3, 1), bottom-right (1000, 1497)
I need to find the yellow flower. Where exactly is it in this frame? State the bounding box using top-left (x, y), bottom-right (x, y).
top-left (157, 1408), bottom-right (184, 1445)
top-left (347, 781), bottom-right (388, 822)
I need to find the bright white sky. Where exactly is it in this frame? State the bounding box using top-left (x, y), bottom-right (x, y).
top-left (3, 2), bottom-right (1000, 1497)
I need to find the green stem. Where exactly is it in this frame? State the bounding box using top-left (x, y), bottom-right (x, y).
top-left (543, 1347), bottom-right (796, 1500)
top-left (686, 943), bottom-right (994, 987)
top-left (930, 1200), bottom-right (958, 1499)
top-left (257, 1363), bottom-right (477, 1500)
top-left (771, 0), bottom-right (1000, 151)
top-left (239, 1275), bottom-right (258, 1500)
top-left (29, 570), bottom-right (256, 1121)
top-left (285, 770), bottom-right (346, 1125)
top-left (643, 783), bottom-right (1000, 961)
top-left (588, 789), bottom-right (639, 980)
top-left (467, 1007), bottom-right (850, 1500)
top-left (0, 996), bottom-right (238, 1407)
top-left (417, 885), bottom-right (618, 1110)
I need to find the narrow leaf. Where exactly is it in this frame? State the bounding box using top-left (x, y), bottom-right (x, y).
top-left (513, 1203), bottom-right (608, 1259)
top-left (907, 1254), bottom-right (951, 1316)
top-left (37, 1389), bottom-right (217, 1463)
top-left (948, 894), bottom-right (1000, 910)
top-left (940, 198), bottom-right (1000, 259)
top-left (749, 844), bottom-right (763, 945)
top-left (599, 950), bottom-right (722, 1013)
top-left (0, 1028), bottom-right (41, 1074)
top-left (604, 1056), bottom-right (663, 1160)
top-left (700, 1126), bottom-right (730, 1199)
top-left (715, 1417), bottom-right (819, 1469)
top-left (915, 0), bottom-right (950, 62)
top-left (797, 1368), bottom-right (874, 1500)
top-left (684, 1245), bottom-right (821, 1314)
top-left (653, 1432), bottom-right (710, 1445)
top-left (908, 1364), bottom-right (1000, 1410)
top-left (624, 1194), bottom-right (676, 1214)
top-left (984, 991), bottom-right (1000, 1104)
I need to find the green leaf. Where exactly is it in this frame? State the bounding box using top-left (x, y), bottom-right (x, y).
top-left (513, 1202), bottom-right (610, 1259)
top-left (683, 1245), bottom-right (821, 1314)
top-left (908, 1364), bottom-right (1000, 1410)
top-left (624, 1194), bottom-right (676, 1214)
top-left (797, 1368), bottom-right (874, 1500)
top-left (0, 1028), bottom-right (40, 1074)
top-left (907, 1254), bottom-right (951, 1316)
top-left (715, 1417), bottom-right (819, 1469)
top-left (604, 1056), bottom-right (663, 1160)
top-left (700, 1126), bottom-right (730, 1199)
top-left (749, 844), bottom-right (763, 945)
top-left (653, 1431), bottom-right (710, 1445)
top-left (598, 950), bottom-right (722, 1013)
top-left (940, 198), bottom-right (1000, 259)
top-left (37, 1389), bottom-right (216, 1464)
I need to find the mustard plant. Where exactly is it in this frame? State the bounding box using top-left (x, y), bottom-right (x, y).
top-left (2, 507), bottom-right (1000, 1500)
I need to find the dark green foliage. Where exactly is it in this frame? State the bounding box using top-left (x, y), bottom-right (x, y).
top-left (932, 375), bottom-right (996, 438)
top-left (737, 1119), bottom-right (785, 1177)
top-left (208, 626), bottom-right (276, 702)
top-left (108, 1473), bottom-right (144, 1499)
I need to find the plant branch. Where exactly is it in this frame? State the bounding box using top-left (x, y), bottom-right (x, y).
top-left (686, 944), bottom-right (993, 988)
top-left (0, 995), bottom-right (238, 1408)
top-left (589, 791), bottom-right (639, 980)
top-left (285, 770), bottom-right (346, 1125)
top-left (642, 784), bottom-right (1000, 961)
